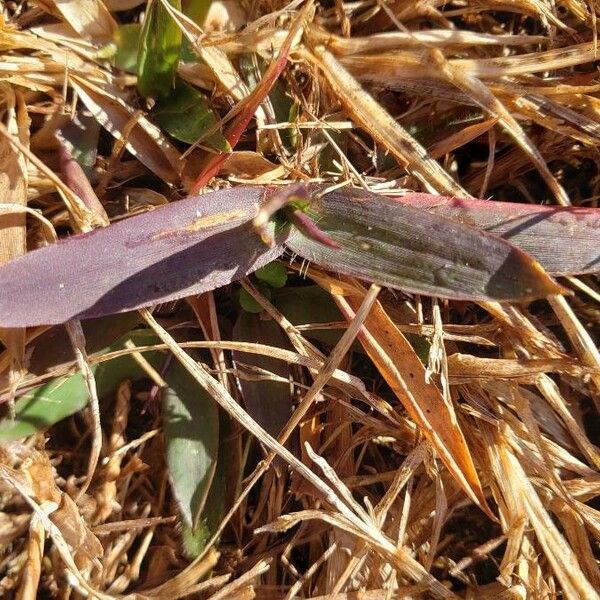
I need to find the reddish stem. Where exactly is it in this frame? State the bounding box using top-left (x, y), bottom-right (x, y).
top-left (190, 7), bottom-right (308, 193)
top-left (289, 209), bottom-right (341, 250)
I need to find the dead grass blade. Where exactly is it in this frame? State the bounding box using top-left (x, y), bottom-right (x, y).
top-left (5, 339), bottom-right (366, 398)
top-left (501, 93), bottom-right (600, 146)
top-left (65, 320), bottom-right (101, 501)
top-left (427, 48), bottom-right (571, 206)
top-left (306, 45), bottom-right (469, 196)
top-left (16, 513), bottom-right (45, 600)
top-left (535, 376), bottom-right (600, 469)
top-left (482, 424), bottom-right (600, 600)
top-left (206, 559), bottom-right (271, 600)
top-left (139, 548), bottom-right (221, 598)
top-left (139, 307), bottom-right (368, 502)
top-left (311, 27), bottom-right (548, 53)
top-left (44, 0), bottom-right (117, 43)
top-left (456, 41), bottom-right (600, 78)
top-left (0, 85), bottom-right (28, 417)
top-left (70, 76), bottom-right (182, 185)
top-left (341, 39), bottom-right (598, 80)
top-left (331, 281), bottom-right (492, 517)
top-left (447, 354), bottom-right (593, 383)
top-left (549, 295), bottom-right (600, 407)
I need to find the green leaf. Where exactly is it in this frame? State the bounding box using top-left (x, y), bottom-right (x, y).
top-left (93, 330), bottom-right (165, 395)
top-left (137, 0), bottom-right (182, 99)
top-left (162, 360), bottom-right (219, 531)
top-left (239, 283), bottom-right (271, 313)
top-left (111, 23), bottom-right (142, 73)
top-left (0, 329), bottom-right (164, 442)
top-left (182, 0), bottom-right (213, 24)
top-left (255, 261), bottom-right (287, 288)
top-left (318, 127), bottom-right (346, 175)
top-left (267, 79), bottom-right (298, 153)
top-left (0, 374), bottom-right (89, 441)
top-left (153, 79), bottom-right (229, 150)
top-left (179, 409), bottom-right (228, 558)
top-left (179, 0), bottom-right (214, 62)
top-left (238, 53), bottom-right (298, 153)
top-left (272, 285), bottom-right (344, 347)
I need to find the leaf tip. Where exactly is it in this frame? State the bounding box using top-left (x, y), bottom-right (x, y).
top-left (522, 258), bottom-right (569, 301)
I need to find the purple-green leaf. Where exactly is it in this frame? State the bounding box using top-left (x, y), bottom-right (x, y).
top-left (0, 188), bottom-right (284, 327)
top-left (0, 184), bottom-right (597, 328)
top-left (391, 193), bottom-right (600, 276)
top-left (285, 186), bottom-right (563, 302)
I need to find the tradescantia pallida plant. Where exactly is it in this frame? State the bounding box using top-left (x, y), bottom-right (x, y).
top-left (0, 183), bottom-right (598, 327)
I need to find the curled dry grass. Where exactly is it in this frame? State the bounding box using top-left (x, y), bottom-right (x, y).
top-left (0, 0), bottom-right (599, 598)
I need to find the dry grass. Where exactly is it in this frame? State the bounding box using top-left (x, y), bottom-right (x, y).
top-left (0, 0), bottom-right (599, 598)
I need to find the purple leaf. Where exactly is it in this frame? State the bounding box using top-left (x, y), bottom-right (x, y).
top-left (0, 187), bottom-right (284, 327)
top-left (1, 185), bottom-right (596, 328)
top-left (285, 185), bottom-right (563, 302)
top-left (390, 193), bottom-right (600, 276)
top-left (57, 135), bottom-right (108, 224)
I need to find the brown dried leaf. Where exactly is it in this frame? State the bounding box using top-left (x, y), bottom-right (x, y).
top-left (334, 286), bottom-right (492, 517)
top-left (447, 354), bottom-right (594, 383)
top-left (44, 0), bottom-right (117, 43)
top-left (221, 151), bottom-right (287, 182)
top-left (307, 45), bottom-right (469, 196)
top-left (70, 76), bottom-right (182, 184)
top-left (428, 117), bottom-right (498, 160)
top-left (0, 85), bottom-right (29, 404)
top-left (50, 493), bottom-right (103, 566)
top-left (23, 453), bottom-right (102, 566)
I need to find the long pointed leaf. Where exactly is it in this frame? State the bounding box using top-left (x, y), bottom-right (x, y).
top-left (162, 360), bottom-right (219, 533)
top-left (391, 193), bottom-right (600, 275)
top-left (336, 288), bottom-right (493, 517)
top-left (137, 0), bottom-right (182, 99)
top-left (1, 185), bottom-right (596, 328)
top-left (285, 186), bottom-right (562, 302)
top-left (0, 188), bottom-right (284, 327)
